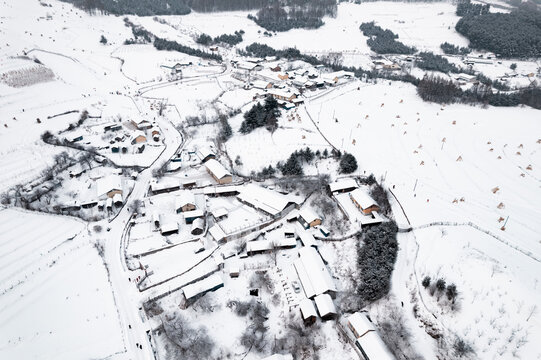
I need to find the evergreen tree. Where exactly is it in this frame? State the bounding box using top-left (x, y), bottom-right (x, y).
top-left (339, 153), bottom-right (358, 174)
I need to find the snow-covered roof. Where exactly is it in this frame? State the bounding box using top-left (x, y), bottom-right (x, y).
top-left (211, 207), bottom-right (228, 218)
top-left (182, 274), bottom-right (223, 301)
top-left (267, 89), bottom-right (299, 99)
top-left (197, 146), bottom-right (215, 161)
top-left (274, 236), bottom-right (297, 248)
top-left (299, 298), bottom-right (317, 319)
top-left (329, 178), bottom-right (358, 193)
top-left (160, 221), bottom-right (178, 234)
top-left (203, 185), bottom-right (239, 196)
top-left (314, 293), bottom-right (336, 317)
top-left (183, 209), bottom-right (204, 219)
top-left (298, 208), bottom-right (320, 223)
top-left (350, 188), bottom-right (378, 210)
top-left (112, 193), bottom-right (122, 203)
top-left (297, 228), bottom-right (317, 248)
top-left (348, 312), bottom-right (376, 339)
top-left (294, 247), bottom-right (336, 299)
top-left (209, 224), bottom-right (226, 242)
top-left (252, 80), bottom-right (272, 89)
top-left (355, 331), bottom-right (395, 360)
top-left (96, 175), bottom-right (122, 197)
top-left (205, 159), bottom-right (231, 180)
top-left (150, 179), bottom-right (179, 192)
top-left (237, 184), bottom-right (292, 217)
top-left (191, 218), bottom-right (205, 231)
top-left (247, 239), bottom-right (273, 253)
top-left (175, 192), bottom-right (195, 209)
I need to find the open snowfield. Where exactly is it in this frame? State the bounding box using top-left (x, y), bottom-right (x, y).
top-left (0, 208), bottom-right (123, 359)
top-left (165, 2), bottom-right (468, 57)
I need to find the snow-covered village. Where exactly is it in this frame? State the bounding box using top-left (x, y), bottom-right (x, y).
top-left (0, 0), bottom-right (540, 359)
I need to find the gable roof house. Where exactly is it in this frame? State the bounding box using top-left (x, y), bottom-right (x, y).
top-left (131, 130), bottom-right (147, 145)
top-left (205, 159), bottom-right (233, 185)
top-left (298, 208), bottom-right (322, 229)
top-left (350, 188), bottom-right (380, 215)
top-left (175, 192), bottom-right (196, 213)
top-left (96, 175), bottom-right (123, 200)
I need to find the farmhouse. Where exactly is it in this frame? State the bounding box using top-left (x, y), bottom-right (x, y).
top-left (252, 80), bottom-right (273, 90)
top-left (149, 179), bottom-right (180, 195)
top-left (175, 192), bottom-right (196, 213)
top-left (182, 274), bottom-right (224, 302)
top-left (203, 185), bottom-right (239, 197)
top-left (293, 247), bottom-right (336, 299)
top-left (246, 239), bottom-right (273, 256)
top-left (299, 298), bottom-right (317, 326)
top-left (131, 131), bottom-right (147, 145)
top-left (237, 184), bottom-right (297, 218)
top-left (314, 293), bottom-right (337, 320)
top-left (298, 208), bottom-right (322, 229)
top-left (197, 146), bottom-right (216, 163)
top-left (131, 119), bottom-right (153, 130)
top-left (267, 89), bottom-right (299, 102)
top-left (329, 178), bottom-right (357, 194)
top-left (350, 188), bottom-right (380, 215)
top-left (205, 159), bottom-right (233, 185)
top-left (96, 175), bottom-right (123, 200)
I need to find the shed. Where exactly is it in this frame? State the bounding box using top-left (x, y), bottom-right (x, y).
top-left (182, 274), bottom-right (224, 302)
top-left (160, 221), bottom-right (179, 236)
top-left (314, 293), bottom-right (337, 320)
top-left (113, 193), bottom-right (123, 206)
top-left (197, 146), bottom-right (216, 163)
top-left (299, 298), bottom-right (317, 326)
top-left (209, 224), bottom-right (227, 243)
top-left (229, 262), bottom-right (240, 278)
top-left (183, 209), bottom-right (204, 224)
top-left (191, 218), bottom-right (205, 235)
top-left (347, 312), bottom-right (375, 339)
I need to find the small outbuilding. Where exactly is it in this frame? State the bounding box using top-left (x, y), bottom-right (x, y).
top-left (205, 159), bottom-right (233, 185)
top-left (299, 298), bottom-right (317, 326)
top-left (191, 218), bottom-right (205, 235)
top-left (314, 293), bottom-right (337, 320)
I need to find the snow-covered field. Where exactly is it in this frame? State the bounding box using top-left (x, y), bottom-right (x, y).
top-left (0, 208), bottom-right (123, 359)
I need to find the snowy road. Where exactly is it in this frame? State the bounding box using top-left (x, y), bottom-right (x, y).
top-left (101, 107), bottom-right (183, 359)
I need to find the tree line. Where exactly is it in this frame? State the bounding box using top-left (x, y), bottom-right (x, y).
top-left (123, 19), bottom-right (223, 61)
top-left (360, 22), bottom-right (416, 55)
top-left (248, 0), bottom-right (336, 32)
top-left (455, 4), bottom-right (541, 57)
top-left (418, 75), bottom-right (541, 109)
top-left (440, 42), bottom-right (471, 56)
top-left (196, 30), bottom-right (244, 46)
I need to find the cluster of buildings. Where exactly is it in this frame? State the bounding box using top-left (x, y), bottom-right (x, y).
top-left (232, 57), bottom-right (355, 107)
